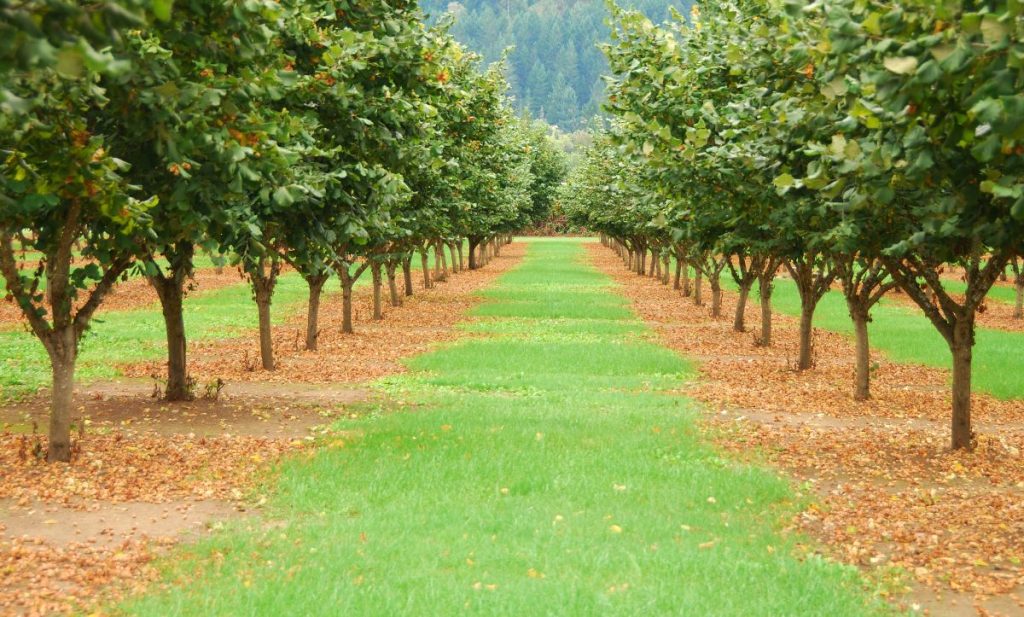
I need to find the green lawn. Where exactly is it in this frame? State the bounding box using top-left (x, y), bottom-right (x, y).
top-left (117, 239), bottom-right (887, 616)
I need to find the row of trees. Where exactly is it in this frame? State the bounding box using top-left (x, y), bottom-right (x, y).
top-left (1, 0), bottom-right (566, 461)
top-left (563, 0), bottom-right (1024, 449)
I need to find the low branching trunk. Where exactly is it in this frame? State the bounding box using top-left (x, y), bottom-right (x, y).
top-left (420, 249), bottom-right (432, 289)
top-left (338, 259), bottom-right (370, 335)
top-left (882, 252), bottom-right (1007, 449)
top-left (148, 240), bottom-right (195, 401)
top-left (836, 256), bottom-right (897, 401)
top-left (246, 256), bottom-right (281, 371)
top-left (785, 253), bottom-right (837, 371)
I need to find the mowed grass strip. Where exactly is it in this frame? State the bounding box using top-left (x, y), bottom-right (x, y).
top-left (120, 239), bottom-right (886, 616)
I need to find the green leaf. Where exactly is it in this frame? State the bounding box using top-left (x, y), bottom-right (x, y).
top-left (55, 48), bottom-right (84, 78)
top-left (980, 16), bottom-right (1009, 45)
top-left (153, 0), bottom-right (174, 21)
top-left (273, 186), bottom-right (294, 206)
top-left (883, 56), bottom-right (919, 75)
top-left (773, 173), bottom-right (795, 191)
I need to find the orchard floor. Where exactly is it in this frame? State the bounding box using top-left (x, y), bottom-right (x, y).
top-left (3, 238), bottom-right (1020, 616)
top-left (111, 239), bottom-right (885, 617)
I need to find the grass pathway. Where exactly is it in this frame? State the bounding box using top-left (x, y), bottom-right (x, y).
top-left (121, 239), bottom-right (884, 616)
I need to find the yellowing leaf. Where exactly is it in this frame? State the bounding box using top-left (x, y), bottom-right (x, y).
top-left (883, 56), bottom-right (919, 75)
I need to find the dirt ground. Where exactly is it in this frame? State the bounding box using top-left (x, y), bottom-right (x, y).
top-left (0, 245), bottom-right (525, 616)
top-left (587, 244), bottom-right (1024, 617)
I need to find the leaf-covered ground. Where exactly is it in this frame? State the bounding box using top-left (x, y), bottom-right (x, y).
top-left (587, 244), bottom-right (1024, 616)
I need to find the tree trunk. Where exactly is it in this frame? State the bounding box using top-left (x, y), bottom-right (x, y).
top-left (45, 326), bottom-right (77, 463)
top-left (693, 268), bottom-right (703, 306)
top-left (733, 281), bottom-right (751, 332)
top-left (710, 276), bottom-right (722, 318)
top-left (434, 241), bottom-right (444, 281)
top-left (341, 271), bottom-right (355, 334)
top-left (148, 241), bottom-right (194, 401)
top-left (797, 302), bottom-right (815, 370)
top-left (661, 254), bottom-right (670, 285)
top-left (158, 280), bottom-right (189, 398)
top-left (305, 274), bottom-right (327, 351)
top-left (370, 261), bottom-right (382, 321)
top-left (420, 251), bottom-right (432, 289)
top-left (386, 261), bottom-right (401, 307)
top-left (681, 259), bottom-right (691, 297)
top-left (757, 273), bottom-right (773, 347)
top-left (648, 250), bottom-right (657, 277)
top-left (950, 320), bottom-right (974, 450)
top-left (255, 286), bottom-right (274, 370)
top-left (456, 242), bottom-right (464, 272)
top-left (468, 240), bottom-right (480, 270)
top-left (851, 307), bottom-right (870, 401)
top-left (403, 255), bottom-right (414, 296)
top-left (673, 258), bottom-right (682, 290)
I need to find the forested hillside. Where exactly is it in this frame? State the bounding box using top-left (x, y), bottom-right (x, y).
top-left (421, 0), bottom-right (690, 128)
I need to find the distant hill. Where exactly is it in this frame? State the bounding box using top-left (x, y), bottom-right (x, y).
top-left (420, 0), bottom-right (692, 130)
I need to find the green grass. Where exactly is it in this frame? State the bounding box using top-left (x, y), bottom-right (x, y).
top-left (117, 239), bottom-right (887, 616)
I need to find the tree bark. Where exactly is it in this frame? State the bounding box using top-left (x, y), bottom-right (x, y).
top-left (255, 290), bottom-right (274, 370)
top-left (733, 280), bottom-right (751, 332)
top-left (45, 326), bottom-right (77, 462)
top-left (456, 241), bottom-right (464, 272)
top-left (148, 241), bottom-right (194, 401)
top-left (155, 279), bottom-right (189, 398)
top-left (673, 258), bottom-right (682, 290)
top-left (797, 302), bottom-right (815, 370)
top-left (386, 261), bottom-right (401, 307)
top-left (757, 271), bottom-right (774, 347)
top-left (371, 262), bottom-right (384, 320)
top-left (341, 270), bottom-right (355, 334)
top-left (468, 239), bottom-right (480, 270)
top-left (403, 255), bottom-right (414, 296)
top-left (661, 253), bottom-right (670, 285)
top-left (304, 273), bottom-right (328, 351)
top-left (693, 268), bottom-right (703, 306)
top-left (680, 258), bottom-right (691, 297)
top-left (420, 250), bottom-right (432, 289)
top-left (434, 241), bottom-right (445, 281)
top-left (950, 320), bottom-right (974, 450)
top-left (851, 307), bottom-right (871, 401)
top-left (710, 276), bottom-right (722, 318)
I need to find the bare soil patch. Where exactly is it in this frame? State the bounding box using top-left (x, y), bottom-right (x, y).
top-left (587, 244), bottom-right (1024, 616)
